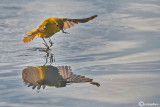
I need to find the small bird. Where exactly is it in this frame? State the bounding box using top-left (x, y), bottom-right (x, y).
top-left (23, 15), bottom-right (97, 50)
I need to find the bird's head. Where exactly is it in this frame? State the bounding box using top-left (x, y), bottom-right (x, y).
top-left (51, 17), bottom-right (64, 30)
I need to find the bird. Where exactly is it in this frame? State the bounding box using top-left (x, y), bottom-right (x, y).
top-left (22, 15), bottom-right (97, 51)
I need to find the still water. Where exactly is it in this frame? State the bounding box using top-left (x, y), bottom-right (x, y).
top-left (0, 0), bottom-right (160, 107)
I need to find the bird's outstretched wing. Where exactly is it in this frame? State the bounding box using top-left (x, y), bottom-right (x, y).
top-left (63, 15), bottom-right (97, 30)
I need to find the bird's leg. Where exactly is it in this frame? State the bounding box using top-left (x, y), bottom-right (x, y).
top-left (42, 38), bottom-right (49, 51)
top-left (62, 29), bottom-right (70, 34)
top-left (42, 38), bottom-right (48, 47)
top-left (49, 38), bottom-right (54, 47)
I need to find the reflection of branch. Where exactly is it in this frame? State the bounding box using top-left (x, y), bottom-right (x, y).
top-left (22, 66), bottom-right (100, 90)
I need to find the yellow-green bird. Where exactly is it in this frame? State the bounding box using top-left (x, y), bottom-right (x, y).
top-left (23, 15), bottom-right (97, 49)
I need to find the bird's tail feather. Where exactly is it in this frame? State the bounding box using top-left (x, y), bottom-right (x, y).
top-left (22, 29), bottom-right (38, 43)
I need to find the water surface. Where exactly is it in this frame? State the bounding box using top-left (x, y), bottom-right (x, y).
top-left (0, 0), bottom-right (160, 107)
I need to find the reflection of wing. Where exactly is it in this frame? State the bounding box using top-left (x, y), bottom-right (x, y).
top-left (57, 66), bottom-right (92, 83)
top-left (63, 15), bottom-right (97, 29)
top-left (22, 65), bottom-right (100, 90)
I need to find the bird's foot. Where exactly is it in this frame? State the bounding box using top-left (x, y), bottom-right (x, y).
top-left (46, 46), bottom-right (50, 52)
top-left (49, 39), bottom-right (54, 47)
top-left (43, 43), bottom-right (50, 52)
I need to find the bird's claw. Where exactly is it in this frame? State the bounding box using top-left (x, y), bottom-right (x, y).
top-left (43, 43), bottom-right (50, 52)
top-left (46, 46), bottom-right (50, 52)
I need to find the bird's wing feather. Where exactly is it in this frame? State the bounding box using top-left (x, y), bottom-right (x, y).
top-left (63, 15), bottom-right (97, 30)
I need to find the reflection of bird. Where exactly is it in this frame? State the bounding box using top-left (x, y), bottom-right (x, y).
top-left (22, 65), bottom-right (100, 90)
top-left (22, 15), bottom-right (97, 50)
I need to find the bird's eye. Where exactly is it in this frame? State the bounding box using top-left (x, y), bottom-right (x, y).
top-left (56, 24), bottom-right (58, 27)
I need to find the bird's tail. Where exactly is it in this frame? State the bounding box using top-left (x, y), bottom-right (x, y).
top-left (22, 29), bottom-right (39, 43)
